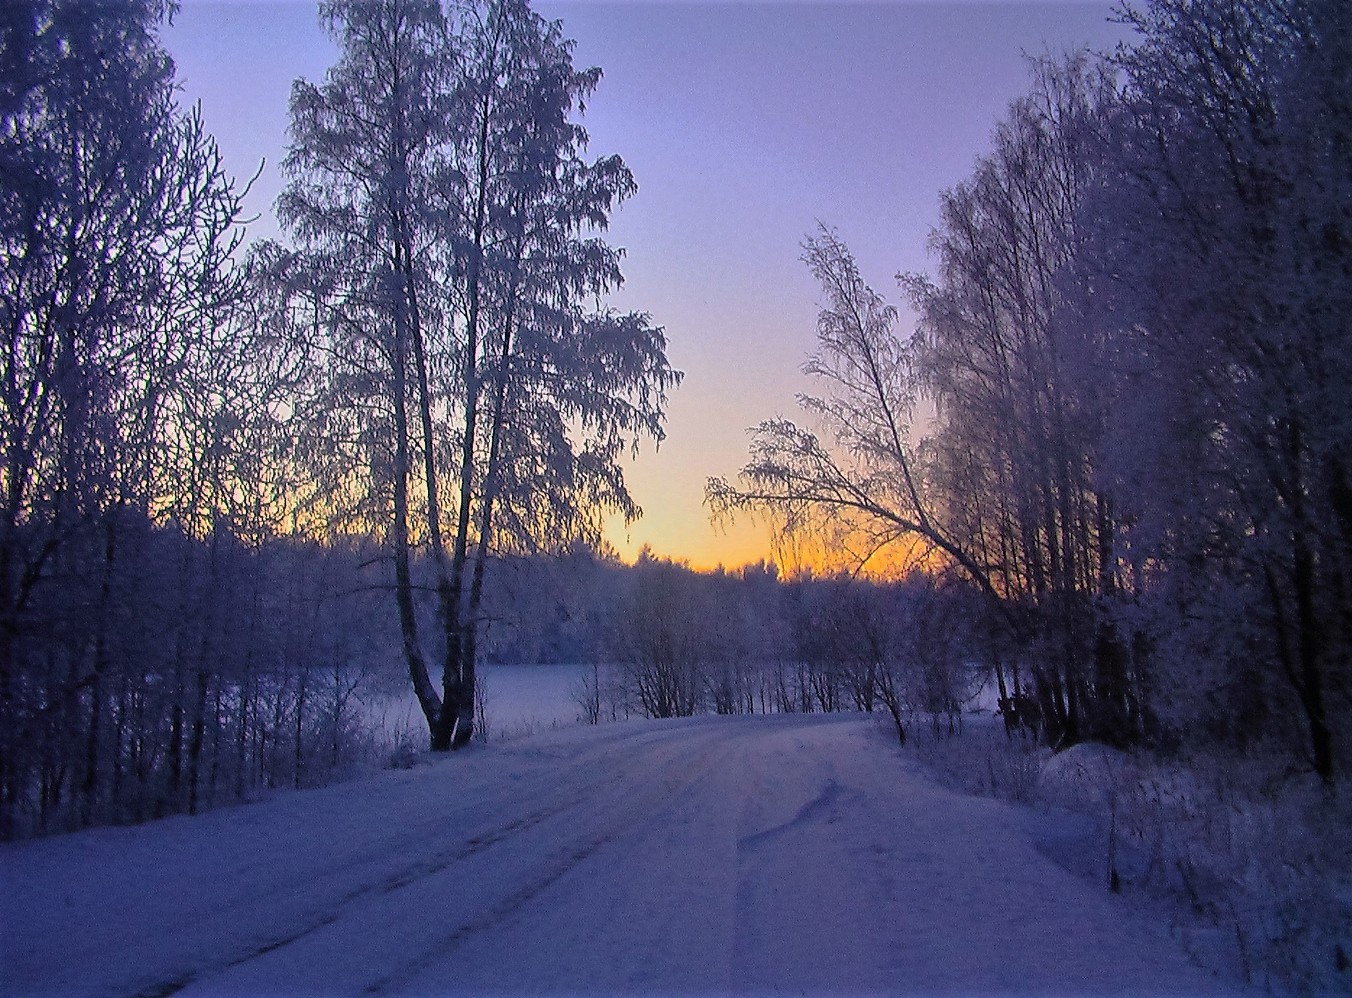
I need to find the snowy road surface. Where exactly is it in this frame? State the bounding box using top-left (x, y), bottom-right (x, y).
top-left (2, 714), bottom-right (1234, 996)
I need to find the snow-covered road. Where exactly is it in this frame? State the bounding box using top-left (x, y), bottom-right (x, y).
top-left (2, 714), bottom-right (1234, 996)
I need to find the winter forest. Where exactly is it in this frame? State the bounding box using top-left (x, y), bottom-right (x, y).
top-left (2, 0), bottom-right (1350, 992)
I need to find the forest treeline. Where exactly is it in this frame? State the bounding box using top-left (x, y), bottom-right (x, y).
top-left (713, 0), bottom-right (1351, 786)
top-left (0, 493), bottom-right (967, 839)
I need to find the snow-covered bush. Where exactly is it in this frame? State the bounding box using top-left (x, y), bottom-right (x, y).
top-left (908, 718), bottom-right (1352, 992)
top-left (904, 715), bottom-right (1046, 804)
top-left (1105, 753), bottom-right (1351, 992)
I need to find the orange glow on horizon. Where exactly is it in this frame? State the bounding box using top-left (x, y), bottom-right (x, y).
top-left (604, 507), bottom-right (775, 573)
top-left (604, 503), bottom-right (944, 580)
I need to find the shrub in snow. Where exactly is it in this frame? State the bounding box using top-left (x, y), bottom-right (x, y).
top-left (1105, 753), bottom-right (1352, 992)
top-left (386, 744), bottom-right (423, 770)
top-left (1038, 742), bottom-right (1135, 812)
top-left (906, 716), bottom-right (1351, 992)
top-left (904, 716), bottom-right (1046, 804)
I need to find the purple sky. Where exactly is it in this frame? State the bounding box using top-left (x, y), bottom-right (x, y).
top-left (164, 1), bottom-right (1129, 570)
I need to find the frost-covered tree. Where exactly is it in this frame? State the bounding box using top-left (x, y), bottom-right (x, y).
top-left (1080, 0), bottom-right (1351, 782)
top-left (0, 0), bottom-right (264, 834)
top-left (707, 205), bottom-right (1128, 746)
top-left (277, 0), bottom-right (678, 751)
top-left (274, 0), bottom-right (461, 748)
top-left (710, 0), bottom-right (1348, 783)
top-left (707, 225), bottom-right (992, 587)
top-left (439, 0), bottom-right (678, 747)
top-left (610, 553), bottom-right (706, 719)
top-left (904, 56), bottom-right (1139, 748)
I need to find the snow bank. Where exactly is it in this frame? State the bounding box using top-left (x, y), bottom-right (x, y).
top-left (1039, 741), bottom-right (1136, 811)
top-left (907, 715), bottom-right (1350, 993)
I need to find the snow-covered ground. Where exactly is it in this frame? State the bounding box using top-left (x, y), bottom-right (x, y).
top-left (1, 713), bottom-right (1238, 996)
top-left (366, 663), bottom-right (615, 748)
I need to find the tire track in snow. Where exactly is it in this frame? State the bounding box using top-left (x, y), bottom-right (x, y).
top-left (736, 776), bottom-right (850, 852)
top-left (171, 720), bottom-right (757, 997)
top-left (359, 722), bottom-right (755, 996)
top-left (127, 722), bottom-right (729, 998)
top-left (728, 729), bottom-right (873, 994)
top-left (131, 798), bottom-right (584, 998)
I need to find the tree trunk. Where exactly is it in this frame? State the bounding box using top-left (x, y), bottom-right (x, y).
top-left (186, 667), bottom-right (209, 815)
top-left (1294, 535), bottom-right (1334, 784)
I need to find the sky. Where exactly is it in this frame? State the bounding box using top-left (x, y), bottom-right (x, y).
top-left (163, 0), bottom-right (1131, 571)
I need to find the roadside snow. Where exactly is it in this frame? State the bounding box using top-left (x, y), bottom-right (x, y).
top-left (1, 714), bottom-right (1238, 996)
top-left (1038, 742), bottom-right (1136, 812)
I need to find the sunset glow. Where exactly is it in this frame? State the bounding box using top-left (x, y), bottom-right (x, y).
top-left (162, 1), bottom-right (1129, 571)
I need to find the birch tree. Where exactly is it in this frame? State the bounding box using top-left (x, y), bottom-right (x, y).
top-left (707, 226), bottom-right (991, 587)
top-left (433, 0), bottom-right (677, 748)
top-left (278, 0), bottom-right (677, 751)
top-left (710, 61), bottom-right (1138, 749)
top-left (904, 56), bottom-right (1138, 748)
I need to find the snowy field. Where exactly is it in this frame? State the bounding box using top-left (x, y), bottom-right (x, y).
top-left (0, 712), bottom-right (1238, 996)
top-left (366, 663), bottom-right (612, 748)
